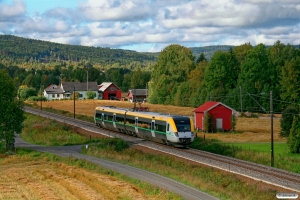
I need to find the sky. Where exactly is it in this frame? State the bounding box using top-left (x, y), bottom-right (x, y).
top-left (0, 0), bottom-right (300, 52)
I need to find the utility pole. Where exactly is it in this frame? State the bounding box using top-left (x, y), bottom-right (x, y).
top-left (40, 85), bottom-right (43, 110)
top-left (239, 86), bottom-right (242, 112)
top-left (74, 85), bottom-right (76, 119)
top-left (270, 91), bottom-right (274, 167)
top-left (87, 70), bottom-right (88, 91)
top-left (146, 83), bottom-right (148, 101)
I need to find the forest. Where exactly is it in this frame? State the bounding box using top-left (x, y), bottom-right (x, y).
top-left (149, 42), bottom-right (300, 115)
top-left (1, 35), bottom-right (300, 115)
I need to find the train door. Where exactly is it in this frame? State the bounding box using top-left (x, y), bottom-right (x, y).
top-left (135, 117), bottom-right (139, 133)
top-left (113, 114), bottom-right (117, 128)
top-left (151, 120), bottom-right (155, 137)
top-left (101, 113), bottom-right (106, 128)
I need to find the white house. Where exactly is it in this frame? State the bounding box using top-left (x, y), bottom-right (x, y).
top-left (44, 82), bottom-right (99, 100)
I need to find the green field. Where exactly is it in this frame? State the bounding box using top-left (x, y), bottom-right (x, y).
top-left (229, 142), bottom-right (300, 157)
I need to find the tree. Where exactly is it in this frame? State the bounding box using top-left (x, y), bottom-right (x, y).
top-left (204, 50), bottom-right (239, 102)
top-left (280, 106), bottom-right (299, 137)
top-left (196, 52), bottom-right (207, 64)
top-left (0, 69), bottom-right (25, 151)
top-left (149, 44), bottom-right (195, 105)
top-left (287, 116), bottom-right (300, 153)
top-left (237, 44), bottom-right (270, 112)
top-left (280, 57), bottom-right (300, 104)
top-left (86, 91), bottom-right (96, 99)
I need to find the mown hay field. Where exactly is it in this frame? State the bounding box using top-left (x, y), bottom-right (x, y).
top-left (0, 156), bottom-right (152, 200)
top-left (40, 99), bottom-right (285, 143)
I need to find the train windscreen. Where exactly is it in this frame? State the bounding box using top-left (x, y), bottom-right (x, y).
top-left (174, 118), bottom-right (191, 132)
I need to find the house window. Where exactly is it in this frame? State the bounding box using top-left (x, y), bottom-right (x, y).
top-left (52, 94), bottom-right (55, 98)
top-left (79, 93), bottom-right (83, 98)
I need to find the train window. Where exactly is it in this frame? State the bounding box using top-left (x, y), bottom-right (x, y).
top-left (125, 118), bottom-right (135, 126)
top-left (167, 124), bottom-right (170, 131)
top-left (116, 116), bottom-right (124, 123)
top-left (101, 114), bottom-right (104, 122)
top-left (135, 119), bottom-right (138, 126)
top-left (107, 114), bottom-right (113, 122)
top-left (96, 113), bottom-right (101, 119)
top-left (113, 115), bottom-right (116, 122)
top-left (156, 124), bottom-right (166, 132)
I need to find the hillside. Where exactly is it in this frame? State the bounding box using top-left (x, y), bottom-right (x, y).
top-left (0, 35), bottom-right (158, 65)
top-left (0, 34), bottom-right (232, 66)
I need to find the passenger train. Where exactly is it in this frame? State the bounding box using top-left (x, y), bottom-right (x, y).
top-left (94, 106), bottom-right (195, 147)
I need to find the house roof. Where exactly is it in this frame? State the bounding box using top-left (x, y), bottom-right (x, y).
top-left (128, 89), bottom-right (148, 96)
top-left (194, 101), bottom-right (236, 113)
top-left (44, 84), bottom-right (64, 94)
top-left (62, 82), bottom-right (98, 92)
top-left (98, 82), bottom-right (122, 92)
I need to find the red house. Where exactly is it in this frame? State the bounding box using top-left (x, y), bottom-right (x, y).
top-left (193, 101), bottom-right (236, 131)
top-left (98, 82), bottom-right (122, 100)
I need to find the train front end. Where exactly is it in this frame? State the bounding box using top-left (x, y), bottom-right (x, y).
top-left (167, 117), bottom-right (194, 147)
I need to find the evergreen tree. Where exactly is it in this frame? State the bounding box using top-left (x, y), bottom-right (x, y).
top-left (287, 116), bottom-right (300, 153)
top-left (196, 52), bottom-right (207, 63)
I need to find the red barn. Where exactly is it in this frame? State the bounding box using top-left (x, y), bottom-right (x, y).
top-left (98, 82), bottom-right (122, 100)
top-left (193, 101), bottom-right (236, 131)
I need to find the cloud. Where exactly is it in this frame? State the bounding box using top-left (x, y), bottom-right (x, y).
top-left (78, 0), bottom-right (154, 21)
top-left (0, 0), bottom-right (26, 21)
top-left (1, 0), bottom-right (300, 52)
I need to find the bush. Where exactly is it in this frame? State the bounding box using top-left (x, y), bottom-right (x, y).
top-left (92, 138), bottom-right (129, 152)
top-left (27, 96), bottom-right (47, 101)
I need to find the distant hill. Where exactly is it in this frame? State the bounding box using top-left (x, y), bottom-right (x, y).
top-left (0, 34), bottom-right (234, 66)
top-left (0, 35), bottom-right (158, 65)
top-left (190, 45), bottom-right (234, 60)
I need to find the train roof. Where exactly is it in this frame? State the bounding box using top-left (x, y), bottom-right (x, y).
top-left (95, 106), bottom-right (189, 119)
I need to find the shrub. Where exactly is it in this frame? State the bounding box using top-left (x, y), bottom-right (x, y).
top-left (203, 113), bottom-right (214, 133)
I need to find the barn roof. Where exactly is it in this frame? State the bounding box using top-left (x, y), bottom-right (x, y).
top-left (98, 82), bottom-right (122, 92)
top-left (194, 101), bottom-right (236, 113)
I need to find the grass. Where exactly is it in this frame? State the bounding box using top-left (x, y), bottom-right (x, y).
top-left (82, 141), bottom-right (279, 200)
top-left (21, 113), bottom-right (99, 146)
top-left (190, 137), bottom-right (300, 173)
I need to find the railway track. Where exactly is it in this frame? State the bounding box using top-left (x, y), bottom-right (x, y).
top-left (24, 106), bottom-right (300, 193)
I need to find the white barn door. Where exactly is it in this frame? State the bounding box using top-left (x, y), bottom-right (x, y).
top-left (216, 118), bottom-right (223, 131)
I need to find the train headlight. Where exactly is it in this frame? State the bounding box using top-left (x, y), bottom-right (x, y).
top-left (174, 132), bottom-right (179, 137)
top-left (191, 132), bottom-right (194, 137)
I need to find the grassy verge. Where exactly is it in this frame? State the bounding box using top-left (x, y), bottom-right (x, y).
top-left (190, 137), bottom-right (300, 173)
top-left (82, 140), bottom-right (278, 200)
top-left (22, 113), bottom-right (98, 146)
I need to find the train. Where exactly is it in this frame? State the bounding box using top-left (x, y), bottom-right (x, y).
top-left (94, 106), bottom-right (195, 147)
